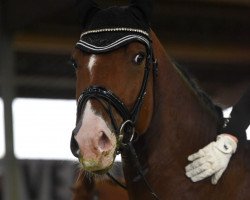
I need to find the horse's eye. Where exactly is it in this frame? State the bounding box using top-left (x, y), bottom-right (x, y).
top-left (70, 59), bottom-right (78, 69)
top-left (133, 52), bottom-right (145, 65)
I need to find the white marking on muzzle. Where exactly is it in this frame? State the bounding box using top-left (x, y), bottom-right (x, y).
top-left (75, 100), bottom-right (115, 160)
top-left (81, 101), bottom-right (111, 136)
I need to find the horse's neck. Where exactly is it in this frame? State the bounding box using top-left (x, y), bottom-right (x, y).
top-left (122, 32), bottom-right (219, 199)
top-left (146, 31), bottom-right (218, 164)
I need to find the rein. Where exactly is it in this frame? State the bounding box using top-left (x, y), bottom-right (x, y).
top-left (107, 142), bottom-right (160, 200)
top-left (71, 32), bottom-right (160, 199)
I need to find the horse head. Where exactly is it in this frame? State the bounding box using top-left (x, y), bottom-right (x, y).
top-left (70, 1), bottom-right (155, 174)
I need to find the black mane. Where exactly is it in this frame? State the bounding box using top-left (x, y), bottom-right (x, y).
top-left (173, 61), bottom-right (224, 133)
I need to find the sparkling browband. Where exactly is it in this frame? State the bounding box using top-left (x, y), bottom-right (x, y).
top-left (80, 28), bottom-right (149, 38)
top-left (77, 34), bottom-right (150, 52)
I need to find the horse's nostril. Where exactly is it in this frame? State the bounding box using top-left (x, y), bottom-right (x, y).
top-left (70, 134), bottom-right (80, 158)
top-left (98, 131), bottom-right (111, 152)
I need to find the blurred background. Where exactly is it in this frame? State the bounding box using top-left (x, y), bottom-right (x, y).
top-left (0, 0), bottom-right (250, 199)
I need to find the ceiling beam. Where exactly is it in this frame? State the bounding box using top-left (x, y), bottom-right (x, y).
top-left (12, 32), bottom-right (77, 55)
top-left (164, 41), bottom-right (250, 64)
top-left (12, 32), bottom-right (250, 65)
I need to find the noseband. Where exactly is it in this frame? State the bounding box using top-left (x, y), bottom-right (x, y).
top-left (70, 30), bottom-right (160, 199)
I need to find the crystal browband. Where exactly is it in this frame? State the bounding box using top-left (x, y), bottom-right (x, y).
top-left (77, 34), bottom-right (150, 52)
top-left (80, 28), bottom-right (149, 38)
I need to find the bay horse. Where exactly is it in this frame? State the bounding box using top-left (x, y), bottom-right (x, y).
top-left (70, 3), bottom-right (250, 200)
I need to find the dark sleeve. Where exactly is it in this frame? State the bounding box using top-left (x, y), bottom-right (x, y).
top-left (223, 88), bottom-right (250, 140)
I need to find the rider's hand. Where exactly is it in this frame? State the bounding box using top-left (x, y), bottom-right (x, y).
top-left (185, 134), bottom-right (238, 184)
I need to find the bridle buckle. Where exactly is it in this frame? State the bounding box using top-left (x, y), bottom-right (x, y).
top-left (118, 120), bottom-right (135, 144)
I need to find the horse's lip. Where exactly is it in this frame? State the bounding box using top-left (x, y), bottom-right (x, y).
top-left (92, 168), bottom-right (110, 175)
top-left (80, 163), bottom-right (112, 175)
top-left (92, 163), bottom-right (114, 175)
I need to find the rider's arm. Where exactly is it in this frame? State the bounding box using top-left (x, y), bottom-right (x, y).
top-left (223, 88), bottom-right (250, 140)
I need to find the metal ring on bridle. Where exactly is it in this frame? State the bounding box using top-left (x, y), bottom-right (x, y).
top-left (118, 120), bottom-right (135, 143)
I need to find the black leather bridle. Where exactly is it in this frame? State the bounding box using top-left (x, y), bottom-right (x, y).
top-left (70, 33), bottom-right (160, 199)
top-left (70, 36), bottom-right (156, 154)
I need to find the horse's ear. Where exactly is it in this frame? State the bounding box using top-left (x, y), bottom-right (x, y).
top-left (129, 0), bottom-right (153, 23)
top-left (75, 0), bottom-right (101, 29)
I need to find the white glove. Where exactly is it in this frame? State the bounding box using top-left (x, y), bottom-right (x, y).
top-left (185, 134), bottom-right (237, 184)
